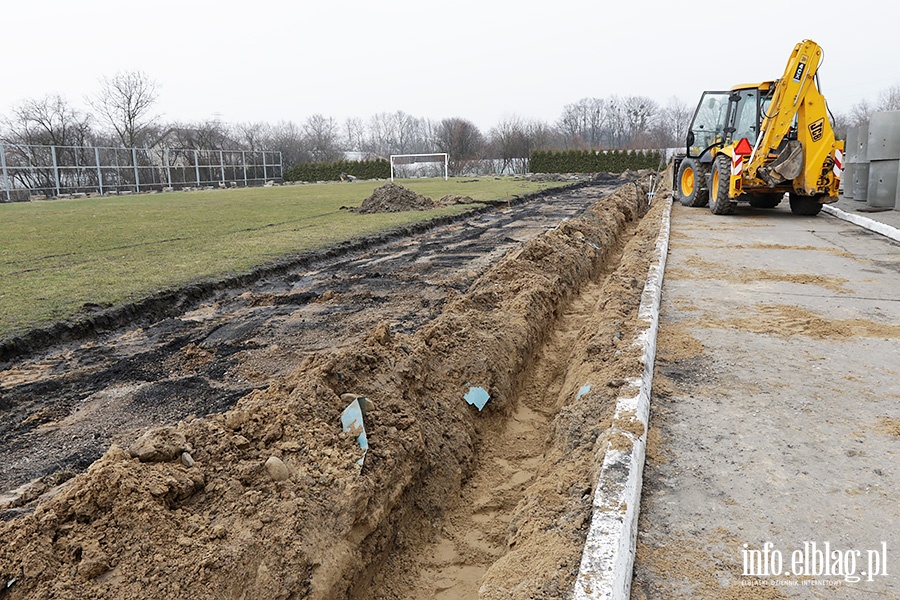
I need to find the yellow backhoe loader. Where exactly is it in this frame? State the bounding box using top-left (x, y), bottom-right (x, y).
top-left (674, 39), bottom-right (844, 215)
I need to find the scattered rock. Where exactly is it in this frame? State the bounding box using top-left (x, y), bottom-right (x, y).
top-left (439, 194), bottom-right (477, 205)
top-left (128, 427), bottom-right (188, 462)
top-left (181, 452), bottom-right (195, 468)
top-left (77, 540), bottom-right (109, 580)
top-left (264, 456), bottom-right (291, 481)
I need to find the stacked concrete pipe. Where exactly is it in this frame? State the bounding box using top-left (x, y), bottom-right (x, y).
top-left (843, 126), bottom-right (858, 200)
top-left (866, 111), bottom-right (900, 209)
top-left (853, 124), bottom-right (870, 202)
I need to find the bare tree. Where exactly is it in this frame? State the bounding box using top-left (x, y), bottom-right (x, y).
top-left (3, 94), bottom-right (93, 147)
top-left (364, 111), bottom-right (429, 156)
top-left (343, 117), bottom-right (366, 153)
top-left (846, 84), bottom-right (900, 127)
top-left (90, 70), bottom-right (159, 147)
top-left (656, 96), bottom-right (692, 148)
top-left (388, 111), bottom-right (426, 154)
top-left (557, 98), bottom-right (606, 148)
top-left (848, 98), bottom-right (873, 127)
top-left (435, 117), bottom-right (485, 175)
top-left (269, 120), bottom-right (307, 167)
top-left (621, 95), bottom-right (658, 147)
top-left (488, 116), bottom-right (554, 174)
top-left (233, 121), bottom-right (271, 151)
top-left (876, 85), bottom-right (900, 111)
top-left (1, 95), bottom-right (95, 192)
top-left (302, 114), bottom-right (342, 162)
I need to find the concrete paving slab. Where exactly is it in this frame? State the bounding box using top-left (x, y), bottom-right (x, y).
top-left (632, 201), bottom-right (900, 599)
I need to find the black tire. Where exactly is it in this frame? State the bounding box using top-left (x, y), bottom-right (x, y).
top-left (675, 158), bottom-right (709, 207)
top-left (709, 154), bottom-right (736, 215)
top-left (747, 193), bottom-right (783, 209)
top-left (789, 193), bottom-right (824, 216)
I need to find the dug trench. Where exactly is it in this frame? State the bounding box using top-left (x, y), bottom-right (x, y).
top-left (0, 177), bottom-right (667, 599)
top-left (0, 175), bottom-right (623, 499)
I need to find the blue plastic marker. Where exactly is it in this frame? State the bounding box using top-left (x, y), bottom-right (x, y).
top-left (464, 386), bottom-right (490, 411)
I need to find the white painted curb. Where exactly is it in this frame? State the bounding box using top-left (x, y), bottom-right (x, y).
top-left (822, 205), bottom-right (900, 243)
top-left (572, 197), bottom-right (672, 600)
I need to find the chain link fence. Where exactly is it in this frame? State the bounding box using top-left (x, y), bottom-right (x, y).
top-left (0, 143), bottom-right (282, 201)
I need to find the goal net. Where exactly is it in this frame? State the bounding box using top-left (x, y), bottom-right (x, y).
top-left (390, 153), bottom-right (449, 181)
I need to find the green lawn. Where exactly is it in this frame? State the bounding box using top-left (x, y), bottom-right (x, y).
top-left (0, 177), bottom-right (567, 339)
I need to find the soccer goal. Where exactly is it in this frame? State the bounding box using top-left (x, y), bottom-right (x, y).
top-left (390, 153), bottom-right (449, 181)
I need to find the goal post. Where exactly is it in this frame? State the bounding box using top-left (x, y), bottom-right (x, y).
top-left (390, 153), bottom-right (449, 181)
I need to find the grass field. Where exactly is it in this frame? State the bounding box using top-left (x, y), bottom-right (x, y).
top-left (0, 177), bottom-right (567, 339)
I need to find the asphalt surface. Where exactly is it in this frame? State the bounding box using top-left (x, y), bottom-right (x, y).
top-left (633, 200), bottom-right (900, 599)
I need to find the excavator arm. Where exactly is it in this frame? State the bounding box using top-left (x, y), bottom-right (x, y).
top-left (746, 40), bottom-right (833, 193)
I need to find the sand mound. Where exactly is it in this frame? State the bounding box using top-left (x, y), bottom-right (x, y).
top-left (353, 183), bottom-right (436, 213)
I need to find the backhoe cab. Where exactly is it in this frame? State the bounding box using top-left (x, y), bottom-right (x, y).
top-left (674, 40), bottom-right (844, 216)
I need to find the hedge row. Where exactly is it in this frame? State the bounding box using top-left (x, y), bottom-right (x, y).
top-left (530, 149), bottom-right (662, 174)
top-left (283, 159), bottom-right (390, 182)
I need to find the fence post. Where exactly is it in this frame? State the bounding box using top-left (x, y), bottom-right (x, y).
top-left (164, 148), bottom-right (172, 188)
top-left (94, 146), bottom-right (104, 196)
top-left (219, 150), bottom-right (226, 186)
top-left (51, 145), bottom-right (61, 197)
top-left (242, 151), bottom-right (248, 187)
top-left (132, 147), bottom-right (140, 192)
top-left (0, 143), bottom-right (10, 201)
top-left (277, 151), bottom-right (283, 180)
top-left (262, 151), bottom-right (268, 182)
top-left (194, 150), bottom-right (201, 187)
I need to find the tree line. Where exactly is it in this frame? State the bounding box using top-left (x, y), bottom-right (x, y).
top-left (2, 70), bottom-right (897, 177)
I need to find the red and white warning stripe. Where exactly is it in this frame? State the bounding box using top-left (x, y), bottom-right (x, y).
top-left (731, 154), bottom-right (743, 178)
top-left (833, 149), bottom-right (843, 179)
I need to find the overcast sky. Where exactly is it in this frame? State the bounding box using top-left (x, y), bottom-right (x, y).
top-left (3, 0), bottom-right (896, 133)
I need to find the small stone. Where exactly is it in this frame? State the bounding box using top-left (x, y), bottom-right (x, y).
top-left (128, 428), bottom-right (187, 462)
top-left (181, 452), bottom-right (195, 468)
top-left (264, 456), bottom-right (291, 481)
top-left (233, 435), bottom-right (251, 449)
top-left (211, 524), bottom-right (227, 539)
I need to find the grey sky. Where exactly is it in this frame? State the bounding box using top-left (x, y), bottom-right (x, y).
top-left (3, 0), bottom-right (896, 133)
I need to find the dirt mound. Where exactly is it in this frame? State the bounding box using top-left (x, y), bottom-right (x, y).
top-left (0, 179), bottom-right (657, 600)
top-left (437, 194), bottom-right (477, 206)
top-left (353, 182), bottom-right (436, 213)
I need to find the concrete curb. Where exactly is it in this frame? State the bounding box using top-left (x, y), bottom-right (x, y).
top-left (822, 205), bottom-right (900, 243)
top-left (572, 195), bottom-right (672, 600)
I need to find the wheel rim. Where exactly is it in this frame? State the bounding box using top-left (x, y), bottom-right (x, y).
top-left (712, 168), bottom-right (720, 197)
top-left (681, 167), bottom-right (695, 196)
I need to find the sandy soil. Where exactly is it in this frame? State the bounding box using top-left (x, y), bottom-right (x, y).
top-left (0, 175), bottom-right (662, 599)
top-left (357, 192), bottom-right (669, 599)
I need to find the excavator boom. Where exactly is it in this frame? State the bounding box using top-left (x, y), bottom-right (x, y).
top-left (747, 40), bottom-right (824, 178)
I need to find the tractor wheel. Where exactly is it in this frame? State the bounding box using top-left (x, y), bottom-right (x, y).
top-left (676, 158), bottom-right (709, 207)
top-left (747, 193), bottom-right (783, 209)
top-left (709, 155), bottom-right (736, 215)
top-left (789, 193), bottom-right (824, 216)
